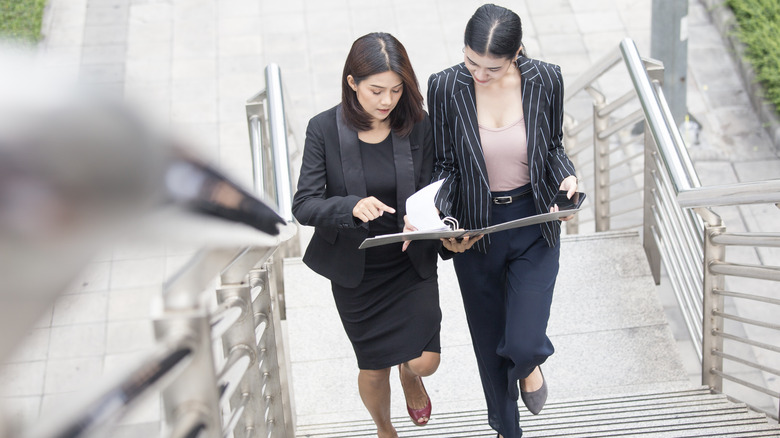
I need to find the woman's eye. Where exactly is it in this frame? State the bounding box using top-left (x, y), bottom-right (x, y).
top-left (392, 89), bottom-right (401, 94)
top-left (372, 91), bottom-right (381, 95)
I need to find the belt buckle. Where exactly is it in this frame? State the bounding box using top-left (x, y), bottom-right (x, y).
top-left (493, 196), bottom-right (513, 205)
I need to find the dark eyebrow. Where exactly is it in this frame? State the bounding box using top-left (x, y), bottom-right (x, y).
top-left (466, 55), bottom-right (503, 69)
top-left (369, 82), bottom-right (404, 89)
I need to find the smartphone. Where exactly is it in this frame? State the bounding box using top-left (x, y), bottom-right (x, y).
top-left (550, 191), bottom-right (586, 211)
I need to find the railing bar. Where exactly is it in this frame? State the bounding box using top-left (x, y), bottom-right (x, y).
top-left (248, 114), bottom-right (265, 197)
top-left (222, 394), bottom-right (250, 438)
top-left (654, 157), bottom-right (706, 258)
top-left (605, 149), bottom-right (644, 170)
top-left (169, 410), bottom-right (208, 438)
top-left (32, 334), bottom-right (196, 438)
top-left (210, 303), bottom-right (244, 341)
top-left (605, 223), bottom-right (642, 232)
top-left (565, 45), bottom-right (623, 101)
top-left (716, 331), bottom-right (780, 354)
top-left (711, 232), bottom-right (780, 248)
top-left (597, 109), bottom-right (645, 140)
top-left (654, 226), bottom-right (704, 356)
top-left (601, 205), bottom-right (641, 219)
top-left (265, 64), bottom-right (295, 222)
top-left (217, 347), bottom-right (253, 404)
top-left (652, 199), bottom-right (704, 306)
top-left (608, 172), bottom-right (643, 189)
top-left (678, 179), bottom-right (780, 209)
top-left (566, 116), bottom-right (594, 136)
top-left (709, 261), bottom-right (780, 282)
top-left (713, 289), bottom-right (780, 306)
top-left (597, 89), bottom-right (638, 117)
top-left (653, 168), bottom-right (706, 282)
top-left (713, 351), bottom-right (780, 378)
top-left (712, 310), bottom-right (780, 331)
top-left (568, 140), bottom-right (594, 157)
top-left (652, 210), bottom-right (704, 331)
top-left (653, 190), bottom-right (704, 289)
top-left (710, 369), bottom-right (780, 401)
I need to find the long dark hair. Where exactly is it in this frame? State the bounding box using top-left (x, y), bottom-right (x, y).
top-left (464, 4), bottom-right (527, 59)
top-left (341, 32), bottom-right (424, 137)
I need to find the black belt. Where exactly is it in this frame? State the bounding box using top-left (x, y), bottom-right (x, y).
top-left (492, 189), bottom-right (532, 205)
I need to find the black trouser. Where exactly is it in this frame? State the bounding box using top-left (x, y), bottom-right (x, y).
top-left (453, 186), bottom-right (559, 438)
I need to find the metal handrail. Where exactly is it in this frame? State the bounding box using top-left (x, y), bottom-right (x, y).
top-left (22, 334), bottom-right (194, 438)
top-left (564, 38), bottom-right (780, 421)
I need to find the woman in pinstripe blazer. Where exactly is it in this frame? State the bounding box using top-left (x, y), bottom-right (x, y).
top-left (427, 4), bottom-right (578, 437)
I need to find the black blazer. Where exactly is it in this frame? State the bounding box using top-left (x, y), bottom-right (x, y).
top-left (292, 105), bottom-right (439, 288)
top-left (427, 56), bottom-right (577, 252)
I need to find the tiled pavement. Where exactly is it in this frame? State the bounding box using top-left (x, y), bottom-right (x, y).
top-left (1, 0), bottom-right (778, 434)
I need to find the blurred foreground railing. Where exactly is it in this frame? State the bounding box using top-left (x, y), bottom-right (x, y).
top-left (0, 62), bottom-right (299, 437)
top-left (564, 38), bottom-right (780, 421)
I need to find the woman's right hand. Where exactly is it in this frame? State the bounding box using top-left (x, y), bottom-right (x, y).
top-left (441, 234), bottom-right (482, 253)
top-left (353, 196), bottom-right (396, 223)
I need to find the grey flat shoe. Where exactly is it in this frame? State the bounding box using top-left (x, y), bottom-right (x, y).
top-left (520, 367), bottom-right (547, 415)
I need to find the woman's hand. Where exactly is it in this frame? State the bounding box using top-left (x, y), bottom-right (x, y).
top-left (441, 234), bottom-right (482, 253)
top-left (353, 196), bottom-right (395, 223)
top-left (402, 215), bottom-right (417, 252)
top-left (551, 175), bottom-right (579, 221)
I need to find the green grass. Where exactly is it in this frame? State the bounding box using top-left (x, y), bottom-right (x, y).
top-left (0, 0), bottom-right (48, 44)
top-left (726, 0), bottom-right (780, 111)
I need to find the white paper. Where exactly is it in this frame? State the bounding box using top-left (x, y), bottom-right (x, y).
top-left (405, 179), bottom-right (448, 231)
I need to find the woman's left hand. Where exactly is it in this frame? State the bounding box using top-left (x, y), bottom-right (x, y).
top-left (551, 175), bottom-right (578, 221)
top-left (401, 215), bottom-right (417, 252)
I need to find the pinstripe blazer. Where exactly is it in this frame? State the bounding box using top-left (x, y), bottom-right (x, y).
top-left (427, 56), bottom-right (577, 252)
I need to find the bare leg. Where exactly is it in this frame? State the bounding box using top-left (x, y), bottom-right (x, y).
top-left (519, 366), bottom-right (543, 392)
top-left (358, 368), bottom-right (397, 438)
top-left (399, 351), bottom-right (440, 423)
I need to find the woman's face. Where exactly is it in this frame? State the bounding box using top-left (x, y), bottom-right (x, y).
top-left (348, 70), bottom-right (404, 126)
top-left (463, 46), bottom-right (516, 86)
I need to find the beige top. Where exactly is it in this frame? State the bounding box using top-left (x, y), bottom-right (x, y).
top-left (479, 116), bottom-right (530, 191)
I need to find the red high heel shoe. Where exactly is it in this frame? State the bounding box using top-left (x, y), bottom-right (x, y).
top-left (398, 364), bottom-right (432, 426)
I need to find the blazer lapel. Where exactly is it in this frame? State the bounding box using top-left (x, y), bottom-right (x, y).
top-left (336, 105), bottom-right (367, 198)
top-left (518, 58), bottom-right (547, 186)
top-left (453, 68), bottom-right (490, 189)
top-left (391, 130), bottom-right (415, 228)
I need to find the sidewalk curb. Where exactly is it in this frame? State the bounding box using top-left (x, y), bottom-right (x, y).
top-left (700, 0), bottom-right (780, 155)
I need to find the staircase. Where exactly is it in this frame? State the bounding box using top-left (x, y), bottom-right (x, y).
top-left (297, 388), bottom-right (780, 437)
top-left (283, 231), bottom-right (780, 437)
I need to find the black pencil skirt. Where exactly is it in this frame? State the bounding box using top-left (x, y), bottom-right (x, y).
top-left (331, 242), bottom-right (441, 370)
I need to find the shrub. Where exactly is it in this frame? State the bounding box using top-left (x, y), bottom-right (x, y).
top-left (0, 0), bottom-right (48, 44)
top-left (726, 0), bottom-right (780, 111)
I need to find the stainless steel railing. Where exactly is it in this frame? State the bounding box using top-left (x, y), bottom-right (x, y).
top-left (246, 63), bottom-right (303, 321)
top-left (1, 72), bottom-right (299, 437)
top-left (563, 38), bottom-right (780, 421)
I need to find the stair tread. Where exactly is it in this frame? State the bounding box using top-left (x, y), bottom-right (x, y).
top-left (296, 387), bottom-right (780, 437)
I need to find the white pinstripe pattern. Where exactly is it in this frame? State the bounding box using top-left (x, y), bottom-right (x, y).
top-left (428, 57), bottom-right (577, 251)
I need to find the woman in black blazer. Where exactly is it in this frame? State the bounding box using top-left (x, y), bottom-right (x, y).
top-left (292, 33), bottom-right (440, 437)
top-left (427, 5), bottom-right (578, 438)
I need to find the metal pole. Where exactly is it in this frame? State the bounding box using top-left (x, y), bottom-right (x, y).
top-left (702, 224), bottom-right (726, 393)
top-left (651, 0), bottom-right (689, 127)
top-left (593, 102), bottom-right (610, 232)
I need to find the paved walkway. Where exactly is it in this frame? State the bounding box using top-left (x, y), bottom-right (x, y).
top-left (0, 0), bottom-right (778, 434)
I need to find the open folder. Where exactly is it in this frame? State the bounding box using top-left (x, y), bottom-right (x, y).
top-left (359, 180), bottom-right (586, 249)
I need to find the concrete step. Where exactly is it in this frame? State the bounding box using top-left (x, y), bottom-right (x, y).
top-left (283, 230), bottom-right (778, 437)
top-left (295, 387), bottom-right (780, 437)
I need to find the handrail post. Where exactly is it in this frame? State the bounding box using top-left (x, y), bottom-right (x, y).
top-left (249, 266), bottom-right (295, 437)
top-left (702, 224), bottom-right (726, 393)
top-left (593, 101), bottom-right (610, 231)
top-left (643, 123), bottom-right (662, 284)
top-left (155, 310), bottom-right (222, 438)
